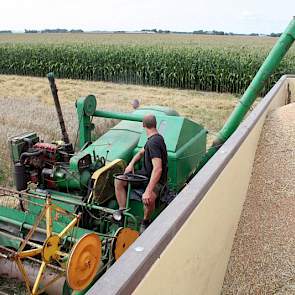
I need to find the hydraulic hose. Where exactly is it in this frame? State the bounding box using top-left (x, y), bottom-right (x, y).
top-left (19, 150), bottom-right (44, 165)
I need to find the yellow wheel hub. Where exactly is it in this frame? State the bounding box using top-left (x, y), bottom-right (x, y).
top-left (42, 235), bottom-right (60, 263)
top-left (113, 228), bottom-right (139, 260)
top-left (66, 233), bottom-right (101, 291)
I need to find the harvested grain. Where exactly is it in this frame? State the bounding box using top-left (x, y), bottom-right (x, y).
top-left (222, 102), bottom-right (295, 294)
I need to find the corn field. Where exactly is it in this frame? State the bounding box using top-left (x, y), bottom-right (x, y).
top-left (0, 39), bottom-right (294, 94)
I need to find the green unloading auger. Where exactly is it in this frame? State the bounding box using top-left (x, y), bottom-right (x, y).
top-left (198, 17), bottom-right (295, 169)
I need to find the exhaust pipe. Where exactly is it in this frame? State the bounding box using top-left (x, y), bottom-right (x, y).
top-left (47, 72), bottom-right (71, 147)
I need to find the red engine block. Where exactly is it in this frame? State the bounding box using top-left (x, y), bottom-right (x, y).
top-left (33, 142), bottom-right (58, 152)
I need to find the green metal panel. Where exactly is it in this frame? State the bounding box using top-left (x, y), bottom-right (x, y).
top-left (54, 168), bottom-right (91, 191)
top-left (0, 205), bottom-right (92, 244)
top-left (9, 132), bottom-right (39, 163)
top-left (0, 234), bottom-right (20, 249)
top-left (70, 119), bottom-right (142, 174)
top-left (137, 116), bottom-right (183, 152)
top-left (70, 105), bottom-right (182, 175)
top-left (137, 116), bottom-right (205, 152)
top-left (71, 100), bottom-right (207, 192)
top-left (168, 129), bottom-right (207, 191)
top-left (76, 95), bottom-right (97, 148)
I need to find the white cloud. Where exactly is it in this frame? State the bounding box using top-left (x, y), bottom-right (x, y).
top-left (241, 10), bottom-right (259, 19)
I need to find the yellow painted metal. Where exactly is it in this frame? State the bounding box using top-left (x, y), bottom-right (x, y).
top-left (15, 257), bottom-right (32, 293)
top-left (32, 261), bottom-right (47, 295)
top-left (18, 204), bottom-right (47, 253)
top-left (46, 196), bottom-right (52, 238)
top-left (91, 159), bottom-right (126, 180)
top-left (89, 159), bottom-right (126, 204)
top-left (113, 228), bottom-right (139, 260)
top-left (17, 247), bottom-right (42, 259)
top-left (57, 213), bottom-right (80, 238)
top-left (42, 235), bottom-right (61, 263)
top-left (66, 233), bottom-right (102, 291)
top-left (11, 195), bottom-right (81, 295)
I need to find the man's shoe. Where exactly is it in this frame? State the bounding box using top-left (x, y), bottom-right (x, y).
top-left (112, 209), bottom-right (124, 227)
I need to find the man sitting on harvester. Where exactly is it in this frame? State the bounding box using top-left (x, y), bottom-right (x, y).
top-left (114, 114), bottom-right (168, 233)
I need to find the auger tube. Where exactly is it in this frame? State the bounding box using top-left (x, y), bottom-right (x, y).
top-left (199, 17), bottom-right (295, 167)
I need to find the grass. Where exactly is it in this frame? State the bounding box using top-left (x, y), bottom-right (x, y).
top-left (0, 74), bottom-right (238, 186)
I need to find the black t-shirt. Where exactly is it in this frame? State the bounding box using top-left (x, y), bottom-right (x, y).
top-left (141, 133), bottom-right (168, 185)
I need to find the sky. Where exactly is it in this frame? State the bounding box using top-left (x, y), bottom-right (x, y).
top-left (0, 0), bottom-right (294, 34)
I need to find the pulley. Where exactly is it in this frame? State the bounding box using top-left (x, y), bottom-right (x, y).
top-left (112, 227), bottom-right (139, 261)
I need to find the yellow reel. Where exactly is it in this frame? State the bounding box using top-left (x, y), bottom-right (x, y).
top-left (12, 195), bottom-right (102, 295)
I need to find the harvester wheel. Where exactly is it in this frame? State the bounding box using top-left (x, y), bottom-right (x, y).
top-left (66, 233), bottom-right (101, 291)
top-left (112, 227), bottom-right (139, 260)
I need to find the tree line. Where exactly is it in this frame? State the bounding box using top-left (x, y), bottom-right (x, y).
top-left (0, 29), bottom-right (282, 37)
top-left (24, 29), bottom-right (84, 33)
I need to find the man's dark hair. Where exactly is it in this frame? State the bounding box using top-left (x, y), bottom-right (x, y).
top-left (143, 114), bottom-right (157, 129)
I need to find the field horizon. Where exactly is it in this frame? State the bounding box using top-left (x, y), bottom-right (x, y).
top-left (0, 33), bottom-right (282, 49)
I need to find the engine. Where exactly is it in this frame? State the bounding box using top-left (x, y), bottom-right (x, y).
top-left (10, 132), bottom-right (93, 193)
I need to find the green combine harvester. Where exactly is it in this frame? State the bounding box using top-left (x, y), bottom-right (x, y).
top-left (0, 17), bottom-right (294, 295)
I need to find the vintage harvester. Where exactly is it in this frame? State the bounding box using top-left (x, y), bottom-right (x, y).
top-left (0, 17), bottom-right (294, 295)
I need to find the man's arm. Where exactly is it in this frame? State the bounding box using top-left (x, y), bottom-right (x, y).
top-left (125, 148), bottom-right (144, 173)
top-left (142, 157), bottom-right (162, 205)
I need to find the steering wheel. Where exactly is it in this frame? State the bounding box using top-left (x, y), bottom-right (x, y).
top-left (114, 173), bottom-right (148, 183)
